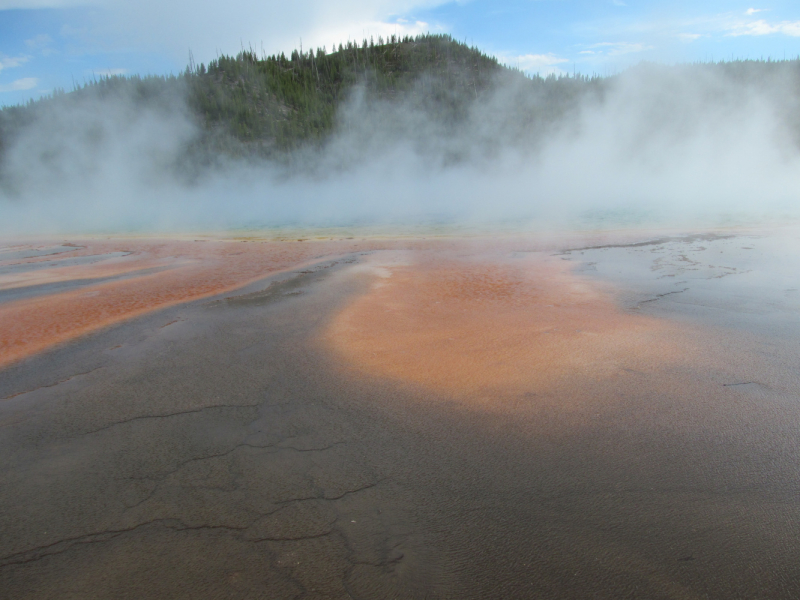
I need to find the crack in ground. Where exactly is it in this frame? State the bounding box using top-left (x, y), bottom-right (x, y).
top-left (636, 288), bottom-right (689, 307)
top-left (349, 540), bottom-right (406, 569)
top-left (1, 367), bottom-right (105, 401)
top-left (80, 404), bottom-right (260, 436)
top-left (158, 318), bottom-right (184, 329)
top-left (278, 442), bottom-right (345, 453)
top-left (0, 518), bottom-right (251, 569)
top-left (119, 441), bottom-right (347, 512)
top-left (250, 531), bottom-right (335, 543)
top-left (1, 478), bottom-right (382, 569)
top-left (276, 481), bottom-right (385, 506)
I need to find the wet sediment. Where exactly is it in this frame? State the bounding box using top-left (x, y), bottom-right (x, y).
top-left (0, 238), bottom-right (373, 369)
top-left (0, 231), bottom-right (799, 598)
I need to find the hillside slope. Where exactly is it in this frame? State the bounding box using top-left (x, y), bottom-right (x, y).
top-left (0, 35), bottom-right (600, 167)
top-left (1, 34), bottom-right (799, 186)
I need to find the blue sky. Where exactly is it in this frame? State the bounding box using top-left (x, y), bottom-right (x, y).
top-left (1, 0), bottom-right (799, 105)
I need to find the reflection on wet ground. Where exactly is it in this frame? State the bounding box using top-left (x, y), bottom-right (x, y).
top-left (1, 229), bottom-right (799, 598)
top-left (0, 238), bottom-right (376, 369)
top-left (0, 244), bottom-right (81, 261)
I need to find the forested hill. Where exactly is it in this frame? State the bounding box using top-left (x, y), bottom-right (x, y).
top-left (189, 33), bottom-right (509, 149)
top-left (1, 33), bottom-right (799, 175)
top-left (0, 35), bottom-right (598, 162)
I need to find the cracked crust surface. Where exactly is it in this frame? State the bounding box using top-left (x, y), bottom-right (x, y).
top-left (2, 230), bottom-right (800, 598)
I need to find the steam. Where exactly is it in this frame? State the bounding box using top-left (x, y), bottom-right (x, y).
top-left (2, 62), bottom-right (800, 234)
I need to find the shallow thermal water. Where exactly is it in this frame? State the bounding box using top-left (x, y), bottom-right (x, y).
top-left (324, 250), bottom-right (694, 402)
top-left (0, 238), bottom-right (374, 369)
top-left (0, 229), bottom-right (799, 598)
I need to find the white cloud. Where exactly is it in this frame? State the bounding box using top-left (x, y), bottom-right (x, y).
top-left (311, 19), bottom-right (437, 51)
top-left (728, 19), bottom-right (800, 37)
top-left (588, 42), bottom-right (653, 56)
top-left (0, 77), bottom-right (38, 92)
top-left (677, 33), bottom-right (703, 42)
top-left (20, 0), bottom-right (450, 63)
top-left (745, 8), bottom-right (764, 16)
top-left (0, 54), bottom-right (29, 73)
top-left (25, 33), bottom-right (55, 55)
top-left (25, 33), bottom-right (52, 48)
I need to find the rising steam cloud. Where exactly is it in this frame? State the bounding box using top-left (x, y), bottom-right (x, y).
top-left (2, 62), bottom-right (800, 234)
